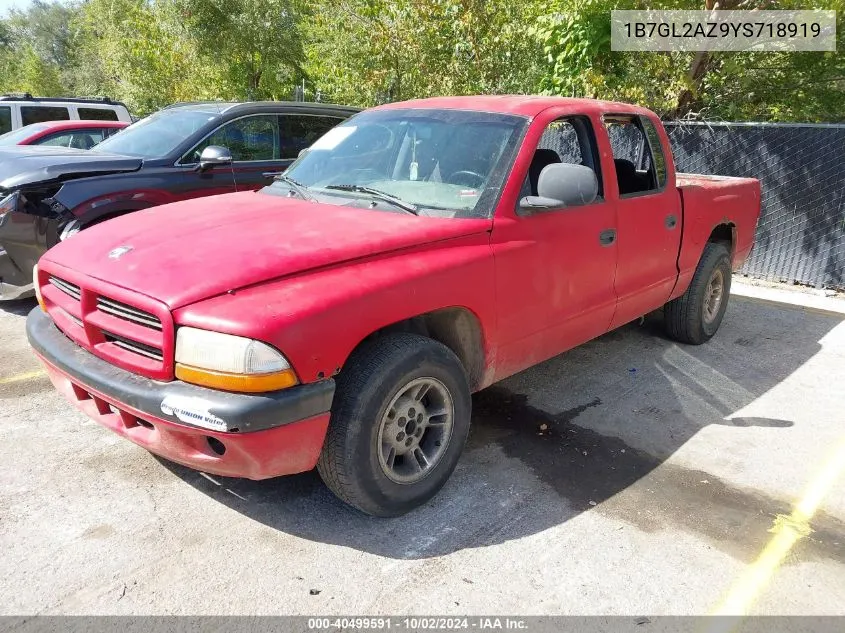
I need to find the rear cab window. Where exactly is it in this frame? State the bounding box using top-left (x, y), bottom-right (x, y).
top-left (602, 115), bottom-right (668, 197)
top-left (21, 106), bottom-right (70, 126)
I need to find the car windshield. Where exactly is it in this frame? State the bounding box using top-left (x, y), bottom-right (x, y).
top-left (277, 108), bottom-right (527, 218)
top-left (92, 108), bottom-right (219, 158)
top-left (0, 123), bottom-right (50, 146)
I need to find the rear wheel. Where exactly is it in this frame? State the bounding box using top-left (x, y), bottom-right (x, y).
top-left (317, 333), bottom-right (471, 516)
top-left (664, 242), bottom-right (732, 344)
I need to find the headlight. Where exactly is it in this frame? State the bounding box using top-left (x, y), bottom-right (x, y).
top-left (0, 191), bottom-right (20, 223)
top-left (174, 327), bottom-right (298, 393)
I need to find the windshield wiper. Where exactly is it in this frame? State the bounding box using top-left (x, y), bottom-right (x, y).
top-left (325, 184), bottom-right (418, 215)
top-left (273, 174), bottom-right (316, 201)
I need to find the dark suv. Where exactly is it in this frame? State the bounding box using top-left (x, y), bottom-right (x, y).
top-left (0, 101), bottom-right (359, 299)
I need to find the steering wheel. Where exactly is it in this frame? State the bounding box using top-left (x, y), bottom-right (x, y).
top-left (447, 170), bottom-right (485, 188)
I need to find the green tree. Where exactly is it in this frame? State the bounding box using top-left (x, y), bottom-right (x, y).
top-left (534, 0), bottom-right (845, 122)
top-left (0, 44), bottom-right (64, 95)
top-left (303, 0), bottom-right (545, 106)
top-left (174, 0), bottom-right (306, 100)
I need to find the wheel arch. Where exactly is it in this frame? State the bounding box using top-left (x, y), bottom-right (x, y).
top-left (345, 306), bottom-right (487, 392)
top-left (59, 204), bottom-right (152, 241)
top-left (707, 222), bottom-right (736, 261)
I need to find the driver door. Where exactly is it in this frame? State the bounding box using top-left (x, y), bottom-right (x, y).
top-left (490, 113), bottom-right (619, 381)
top-left (170, 117), bottom-right (272, 202)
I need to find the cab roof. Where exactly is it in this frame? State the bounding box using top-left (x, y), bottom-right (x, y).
top-left (374, 95), bottom-right (655, 119)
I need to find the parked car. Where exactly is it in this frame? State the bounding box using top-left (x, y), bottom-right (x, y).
top-left (0, 100), bottom-right (358, 299)
top-left (0, 95), bottom-right (131, 134)
top-left (0, 120), bottom-right (129, 149)
top-left (27, 96), bottom-right (761, 516)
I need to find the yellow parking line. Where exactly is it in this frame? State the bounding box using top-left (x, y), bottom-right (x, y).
top-left (708, 435), bottom-right (845, 630)
top-left (0, 369), bottom-right (46, 385)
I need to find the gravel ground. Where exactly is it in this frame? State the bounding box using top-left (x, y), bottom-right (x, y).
top-left (1, 286), bottom-right (844, 616)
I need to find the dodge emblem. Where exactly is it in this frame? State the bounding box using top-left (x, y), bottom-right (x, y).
top-left (108, 245), bottom-right (133, 259)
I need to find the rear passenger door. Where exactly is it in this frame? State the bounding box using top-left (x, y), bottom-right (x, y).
top-left (602, 114), bottom-right (681, 328)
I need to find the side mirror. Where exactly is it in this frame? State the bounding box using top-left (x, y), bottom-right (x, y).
top-left (197, 145), bottom-right (233, 171)
top-left (520, 163), bottom-right (598, 212)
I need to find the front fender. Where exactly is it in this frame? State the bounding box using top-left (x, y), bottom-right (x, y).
top-left (173, 232), bottom-right (498, 386)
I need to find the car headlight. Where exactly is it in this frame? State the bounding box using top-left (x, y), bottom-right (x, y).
top-left (0, 191), bottom-right (20, 224)
top-left (174, 327), bottom-right (298, 393)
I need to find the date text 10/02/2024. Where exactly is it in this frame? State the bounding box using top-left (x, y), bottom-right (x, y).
top-left (307, 618), bottom-right (529, 630)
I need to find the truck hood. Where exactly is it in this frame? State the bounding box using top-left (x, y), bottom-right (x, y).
top-left (0, 146), bottom-right (141, 190)
top-left (43, 191), bottom-right (492, 309)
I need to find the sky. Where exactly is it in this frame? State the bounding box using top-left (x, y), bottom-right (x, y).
top-left (1, 0), bottom-right (33, 17)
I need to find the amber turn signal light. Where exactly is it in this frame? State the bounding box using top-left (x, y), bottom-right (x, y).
top-left (175, 363), bottom-right (298, 393)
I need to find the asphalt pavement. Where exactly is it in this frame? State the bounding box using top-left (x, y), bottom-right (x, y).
top-left (1, 282), bottom-right (843, 615)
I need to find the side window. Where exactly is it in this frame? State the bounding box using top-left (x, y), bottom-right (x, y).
top-left (21, 106), bottom-right (70, 126)
top-left (523, 116), bottom-right (602, 200)
top-left (187, 115), bottom-right (280, 163)
top-left (35, 130), bottom-right (106, 149)
top-left (279, 115), bottom-right (344, 159)
top-left (603, 115), bottom-right (664, 197)
top-left (34, 132), bottom-right (73, 148)
top-left (538, 120), bottom-right (582, 165)
top-left (0, 107), bottom-right (11, 135)
top-left (78, 108), bottom-right (119, 122)
top-left (640, 117), bottom-right (667, 188)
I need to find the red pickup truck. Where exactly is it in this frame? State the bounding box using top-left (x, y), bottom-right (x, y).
top-left (27, 96), bottom-right (760, 516)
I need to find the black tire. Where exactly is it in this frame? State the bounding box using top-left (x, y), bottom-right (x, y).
top-left (317, 333), bottom-right (471, 516)
top-left (664, 242), bottom-right (732, 345)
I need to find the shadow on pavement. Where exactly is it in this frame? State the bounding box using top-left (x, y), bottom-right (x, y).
top-left (0, 297), bottom-right (36, 316)
top-left (161, 296), bottom-right (845, 561)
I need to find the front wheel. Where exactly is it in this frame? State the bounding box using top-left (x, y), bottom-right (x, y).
top-left (317, 333), bottom-right (471, 516)
top-left (664, 242), bottom-right (732, 344)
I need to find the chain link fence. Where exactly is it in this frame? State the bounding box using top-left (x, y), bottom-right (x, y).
top-left (665, 122), bottom-right (845, 291)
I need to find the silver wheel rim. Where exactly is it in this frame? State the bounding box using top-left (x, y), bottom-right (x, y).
top-left (377, 377), bottom-right (454, 484)
top-left (703, 268), bottom-right (725, 325)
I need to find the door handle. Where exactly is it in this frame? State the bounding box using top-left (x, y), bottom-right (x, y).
top-left (665, 214), bottom-right (678, 229)
top-left (599, 229), bottom-right (617, 247)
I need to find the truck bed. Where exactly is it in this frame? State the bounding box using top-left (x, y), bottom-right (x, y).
top-left (674, 172), bottom-right (761, 295)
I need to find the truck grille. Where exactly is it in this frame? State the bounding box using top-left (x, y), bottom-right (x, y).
top-left (103, 331), bottom-right (165, 362)
top-left (97, 297), bottom-right (162, 330)
top-left (40, 271), bottom-right (174, 380)
top-left (49, 276), bottom-right (81, 301)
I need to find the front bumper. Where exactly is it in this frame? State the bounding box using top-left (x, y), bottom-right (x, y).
top-left (27, 308), bottom-right (335, 479)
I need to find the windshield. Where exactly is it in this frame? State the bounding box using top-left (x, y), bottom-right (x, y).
top-left (278, 108), bottom-right (526, 218)
top-left (0, 123), bottom-right (50, 146)
top-left (92, 109), bottom-right (219, 158)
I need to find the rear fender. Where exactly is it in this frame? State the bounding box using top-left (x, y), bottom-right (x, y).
top-left (672, 175), bottom-right (761, 300)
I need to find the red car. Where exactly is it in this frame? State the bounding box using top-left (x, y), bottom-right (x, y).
top-left (0, 120), bottom-right (128, 149)
top-left (28, 96), bottom-right (761, 516)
